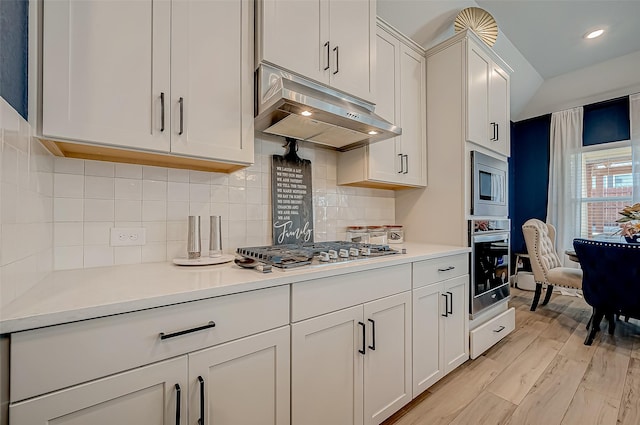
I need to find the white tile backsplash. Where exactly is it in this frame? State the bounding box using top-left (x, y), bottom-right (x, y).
top-left (0, 131), bottom-right (396, 279)
top-left (1, 98), bottom-right (54, 307)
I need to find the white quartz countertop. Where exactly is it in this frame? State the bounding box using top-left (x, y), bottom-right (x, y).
top-left (0, 243), bottom-right (469, 333)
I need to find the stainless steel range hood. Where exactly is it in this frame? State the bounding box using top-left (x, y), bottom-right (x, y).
top-left (255, 64), bottom-right (401, 151)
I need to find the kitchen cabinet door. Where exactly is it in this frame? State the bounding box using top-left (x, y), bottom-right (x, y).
top-left (258, 0), bottom-right (326, 86)
top-left (398, 43), bottom-right (427, 186)
top-left (188, 326), bottom-right (290, 425)
top-left (170, 0), bottom-right (253, 164)
top-left (291, 306), bottom-right (364, 425)
top-left (443, 275), bottom-right (470, 373)
top-left (412, 283), bottom-right (444, 396)
top-left (328, 0), bottom-right (375, 102)
top-left (466, 43), bottom-right (490, 149)
top-left (42, 0), bottom-right (171, 152)
top-left (9, 356), bottom-right (187, 425)
top-left (363, 292), bottom-right (412, 425)
top-left (367, 26), bottom-right (402, 183)
top-left (489, 65), bottom-right (510, 156)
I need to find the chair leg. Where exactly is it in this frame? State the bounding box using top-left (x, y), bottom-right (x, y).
top-left (585, 308), bottom-right (605, 345)
top-left (541, 284), bottom-right (554, 306)
top-left (531, 283), bottom-right (543, 311)
top-left (606, 312), bottom-right (616, 335)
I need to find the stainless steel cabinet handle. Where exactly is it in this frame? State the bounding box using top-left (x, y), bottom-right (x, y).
top-left (197, 376), bottom-right (205, 425)
top-left (358, 321), bottom-right (366, 355)
top-left (403, 155), bottom-right (409, 174)
top-left (493, 325), bottom-right (506, 333)
top-left (496, 123), bottom-right (499, 141)
top-left (447, 291), bottom-right (453, 315)
top-left (174, 384), bottom-right (181, 425)
top-left (333, 46), bottom-right (339, 75)
top-left (159, 321), bottom-right (216, 340)
top-left (178, 97), bottom-right (184, 135)
top-left (441, 294), bottom-right (449, 317)
top-left (490, 122), bottom-right (497, 141)
top-left (324, 41), bottom-right (330, 71)
top-left (160, 92), bottom-right (165, 132)
top-left (398, 154), bottom-right (403, 173)
top-left (437, 266), bottom-right (455, 272)
top-left (368, 318), bottom-right (376, 351)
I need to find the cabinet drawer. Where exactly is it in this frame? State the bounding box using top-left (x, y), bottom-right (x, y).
top-left (11, 285), bottom-right (289, 402)
top-left (413, 254), bottom-right (468, 288)
top-left (292, 264), bottom-right (411, 322)
top-left (469, 307), bottom-right (515, 359)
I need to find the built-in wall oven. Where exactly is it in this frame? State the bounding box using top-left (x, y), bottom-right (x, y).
top-left (469, 219), bottom-right (510, 318)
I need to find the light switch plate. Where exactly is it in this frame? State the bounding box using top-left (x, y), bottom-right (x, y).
top-left (110, 227), bottom-right (146, 246)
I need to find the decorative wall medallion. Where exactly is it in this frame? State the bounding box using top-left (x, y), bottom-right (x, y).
top-left (454, 7), bottom-right (498, 47)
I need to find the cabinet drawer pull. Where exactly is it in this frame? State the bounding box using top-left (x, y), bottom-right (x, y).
top-left (441, 294), bottom-right (449, 317)
top-left (403, 154), bottom-right (408, 174)
top-left (368, 318), bottom-right (376, 351)
top-left (160, 92), bottom-right (165, 132)
top-left (496, 123), bottom-right (499, 141)
top-left (178, 97), bottom-right (184, 135)
top-left (437, 266), bottom-right (455, 272)
top-left (358, 321), bottom-right (366, 355)
top-left (333, 45), bottom-right (339, 75)
top-left (398, 154), bottom-right (403, 173)
top-left (493, 325), bottom-right (506, 333)
top-left (447, 291), bottom-right (453, 315)
top-left (174, 384), bottom-right (181, 425)
top-left (324, 41), bottom-right (330, 71)
top-left (159, 321), bottom-right (216, 340)
top-left (197, 376), bottom-right (205, 425)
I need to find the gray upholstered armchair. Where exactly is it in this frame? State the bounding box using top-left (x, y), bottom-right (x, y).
top-left (522, 219), bottom-right (583, 311)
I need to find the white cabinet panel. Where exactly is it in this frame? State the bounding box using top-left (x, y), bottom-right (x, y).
top-left (258, 0), bottom-right (374, 103)
top-left (292, 306), bottom-right (364, 425)
top-left (412, 283), bottom-right (443, 396)
top-left (188, 326), bottom-right (290, 425)
top-left (42, 0), bottom-right (171, 152)
top-left (170, 0), bottom-right (253, 163)
top-left (443, 276), bottom-right (469, 373)
top-left (10, 357), bottom-right (187, 425)
top-left (364, 292), bottom-right (412, 425)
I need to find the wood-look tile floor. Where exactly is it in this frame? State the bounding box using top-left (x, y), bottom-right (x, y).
top-left (382, 288), bottom-right (640, 425)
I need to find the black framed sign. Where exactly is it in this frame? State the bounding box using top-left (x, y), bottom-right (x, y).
top-left (271, 140), bottom-right (314, 244)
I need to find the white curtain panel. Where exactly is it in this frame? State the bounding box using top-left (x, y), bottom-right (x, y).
top-left (630, 93), bottom-right (640, 203)
top-left (547, 107), bottom-right (583, 266)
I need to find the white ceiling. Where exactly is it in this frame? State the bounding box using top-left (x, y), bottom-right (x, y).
top-left (377, 0), bottom-right (640, 120)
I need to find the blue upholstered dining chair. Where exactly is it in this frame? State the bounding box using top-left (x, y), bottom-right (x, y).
top-left (573, 238), bottom-right (640, 345)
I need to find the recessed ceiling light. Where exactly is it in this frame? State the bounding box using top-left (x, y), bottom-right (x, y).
top-left (585, 29), bottom-right (604, 39)
top-left (301, 111), bottom-right (312, 116)
top-left (368, 130), bottom-right (379, 135)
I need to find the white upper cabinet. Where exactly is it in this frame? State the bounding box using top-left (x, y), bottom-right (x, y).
top-left (42, 0), bottom-right (253, 168)
top-left (257, 0), bottom-right (375, 103)
top-left (466, 36), bottom-right (511, 156)
top-left (337, 20), bottom-right (426, 189)
top-left (42, 0), bottom-right (171, 152)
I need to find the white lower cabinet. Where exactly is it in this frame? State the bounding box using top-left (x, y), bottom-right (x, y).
top-left (188, 326), bottom-right (290, 425)
top-left (292, 291), bottom-right (412, 425)
top-left (10, 356), bottom-right (188, 425)
top-left (412, 256), bottom-right (470, 397)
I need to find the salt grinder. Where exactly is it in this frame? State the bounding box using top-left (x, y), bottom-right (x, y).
top-left (187, 216), bottom-right (201, 259)
top-left (209, 215), bottom-right (223, 257)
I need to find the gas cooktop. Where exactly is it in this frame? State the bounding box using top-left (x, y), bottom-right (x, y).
top-left (236, 241), bottom-right (401, 269)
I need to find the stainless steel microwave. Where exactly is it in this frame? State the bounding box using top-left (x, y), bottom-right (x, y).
top-left (471, 151), bottom-right (508, 217)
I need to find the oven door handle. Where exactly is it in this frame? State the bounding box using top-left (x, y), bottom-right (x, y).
top-left (472, 232), bottom-right (509, 243)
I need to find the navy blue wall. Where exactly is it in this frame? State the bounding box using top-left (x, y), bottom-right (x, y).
top-left (0, 0), bottom-right (29, 120)
top-left (583, 96), bottom-right (630, 146)
top-left (510, 114), bottom-right (552, 254)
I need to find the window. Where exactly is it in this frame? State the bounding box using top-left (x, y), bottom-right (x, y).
top-left (580, 145), bottom-right (633, 238)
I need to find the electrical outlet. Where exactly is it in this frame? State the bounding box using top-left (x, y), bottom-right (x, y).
top-left (110, 228), bottom-right (146, 247)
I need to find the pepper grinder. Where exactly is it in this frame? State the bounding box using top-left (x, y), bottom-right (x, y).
top-left (209, 215), bottom-right (223, 257)
top-left (187, 216), bottom-right (201, 259)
